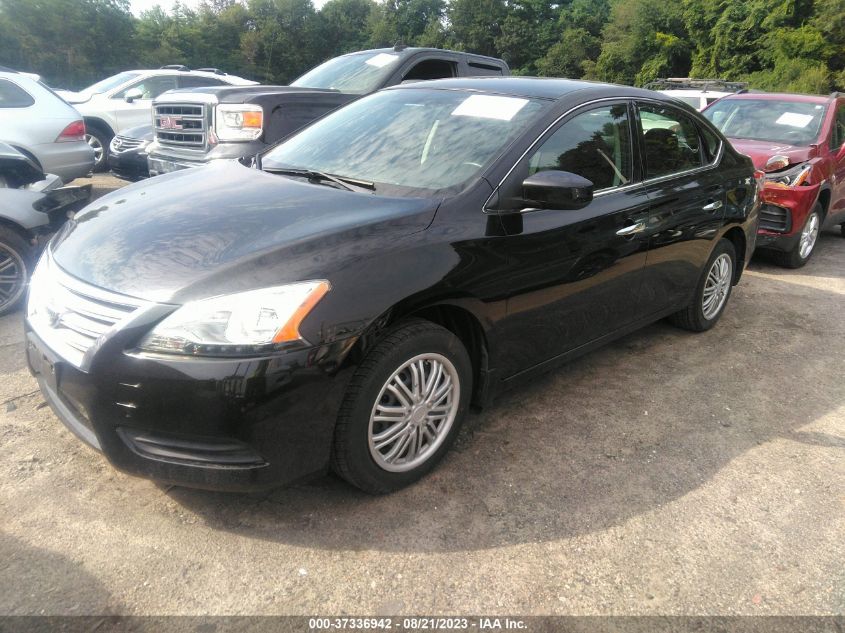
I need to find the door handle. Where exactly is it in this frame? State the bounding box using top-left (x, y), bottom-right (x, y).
top-left (616, 221), bottom-right (646, 237)
top-left (703, 200), bottom-right (723, 212)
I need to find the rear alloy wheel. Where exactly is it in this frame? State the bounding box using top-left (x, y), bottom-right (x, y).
top-left (669, 238), bottom-right (736, 332)
top-left (331, 319), bottom-right (472, 494)
top-left (772, 205), bottom-right (821, 268)
top-left (0, 227), bottom-right (31, 316)
top-left (85, 127), bottom-right (111, 172)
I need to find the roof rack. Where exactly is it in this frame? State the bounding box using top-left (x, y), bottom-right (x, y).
top-left (645, 78), bottom-right (748, 93)
top-left (393, 41), bottom-right (408, 52)
top-left (160, 64), bottom-right (190, 71)
top-left (196, 67), bottom-right (227, 76)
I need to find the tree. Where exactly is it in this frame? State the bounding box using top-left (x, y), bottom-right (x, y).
top-left (446, 0), bottom-right (506, 57)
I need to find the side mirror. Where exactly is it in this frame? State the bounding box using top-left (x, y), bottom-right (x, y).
top-left (522, 170), bottom-right (594, 210)
top-left (124, 88), bottom-right (143, 103)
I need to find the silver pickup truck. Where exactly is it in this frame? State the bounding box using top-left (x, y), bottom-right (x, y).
top-left (147, 46), bottom-right (509, 176)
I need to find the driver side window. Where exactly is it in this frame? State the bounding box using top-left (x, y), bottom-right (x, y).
top-left (830, 104), bottom-right (845, 150)
top-left (527, 104), bottom-right (633, 191)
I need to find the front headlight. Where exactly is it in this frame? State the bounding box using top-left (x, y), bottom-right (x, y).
top-left (215, 104), bottom-right (263, 141)
top-left (765, 162), bottom-right (812, 187)
top-left (139, 282), bottom-right (330, 356)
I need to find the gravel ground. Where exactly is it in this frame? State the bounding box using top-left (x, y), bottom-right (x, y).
top-left (0, 174), bottom-right (843, 616)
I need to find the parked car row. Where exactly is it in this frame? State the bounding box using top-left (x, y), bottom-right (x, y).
top-left (3, 49), bottom-right (845, 497)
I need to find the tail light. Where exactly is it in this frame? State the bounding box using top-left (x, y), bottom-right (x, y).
top-left (56, 120), bottom-right (86, 142)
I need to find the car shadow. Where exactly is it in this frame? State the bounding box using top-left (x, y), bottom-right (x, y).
top-left (164, 262), bottom-right (845, 553)
top-left (750, 228), bottom-right (844, 279)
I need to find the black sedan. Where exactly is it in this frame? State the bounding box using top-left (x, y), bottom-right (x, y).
top-left (107, 124), bottom-right (153, 181)
top-left (25, 78), bottom-right (759, 493)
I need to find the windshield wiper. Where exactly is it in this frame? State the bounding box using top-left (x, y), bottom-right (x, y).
top-left (264, 167), bottom-right (375, 193)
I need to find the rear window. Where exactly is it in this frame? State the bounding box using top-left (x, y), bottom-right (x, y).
top-left (0, 79), bottom-right (35, 108)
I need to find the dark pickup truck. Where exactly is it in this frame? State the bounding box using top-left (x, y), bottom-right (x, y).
top-left (147, 46), bottom-right (509, 175)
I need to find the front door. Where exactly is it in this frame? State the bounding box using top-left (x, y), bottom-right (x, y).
top-left (112, 75), bottom-right (179, 131)
top-left (491, 101), bottom-right (651, 378)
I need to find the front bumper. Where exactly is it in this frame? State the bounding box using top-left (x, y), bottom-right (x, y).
top-left (108, 150), bottom-right (150, 181)
top-left (756, 182), bottom-right (819, 252)
top-left (147, 141), bottom-right (264, 176)
top-left (26, 326), bottom-right (355, 491)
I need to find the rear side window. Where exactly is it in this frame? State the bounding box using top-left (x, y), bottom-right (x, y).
top-left (468, 62), bottom-right (503, 76)
top-left (700, 125), bottom-right (722, 161)
top-left (402, 59), bottom-right (457, 82)
top-left (0, 79), bottom-right (35, 108)
top-left (639, 103), bottom-right (704, 179)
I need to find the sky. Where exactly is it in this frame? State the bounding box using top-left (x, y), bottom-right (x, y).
top-left (129, 0), bottom-right (329, 16)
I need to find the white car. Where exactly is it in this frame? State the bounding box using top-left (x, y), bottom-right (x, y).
top-left (56, 66), bottom-right (257, 170)
top-left (645, 79), bottom-right (748, 111)
top-left (0, 68), bottom-right (94, 182)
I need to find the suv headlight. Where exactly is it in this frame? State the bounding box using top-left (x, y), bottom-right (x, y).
top-left (215, 104), bottom-right (264, 141)
top-left (139, 282), bottom-right (330, 356)
top-left (765, 162), bottom-right (812, 187)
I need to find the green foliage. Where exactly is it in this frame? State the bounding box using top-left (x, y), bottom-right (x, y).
top-left (1, 0), bottom-right (845, 93)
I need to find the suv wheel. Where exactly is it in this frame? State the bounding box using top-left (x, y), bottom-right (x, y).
top-left (0, 227), bottom-right (32, 316)
top-left (773, 204), bottom-right (822, 268)
top-left (85, 125), bottom-right (112, 172)
top-left (331, 319), bottom-right (472, 494)
top-left (669, 238), bottom-right (736, 332)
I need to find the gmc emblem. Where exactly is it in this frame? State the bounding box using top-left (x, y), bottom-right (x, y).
top-left (159, 116), bottom-right (183, 130)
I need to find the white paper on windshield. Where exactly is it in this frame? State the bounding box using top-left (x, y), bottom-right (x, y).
top-left (365, 53), bottom-right (399, 68)
top-left (776, 112), bottom-right (814, 128)
top-left (451, 95), bottom-right (529, 121)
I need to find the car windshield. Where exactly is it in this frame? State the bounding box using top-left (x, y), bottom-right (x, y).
top-left (262, 88), bottom-right (549, 194)
top-left (704, 99), bottom-right (827, 145)
top-left (290, 52), bottom-right (403, 94)
top-left (82, 71), bottom-right (141, 94)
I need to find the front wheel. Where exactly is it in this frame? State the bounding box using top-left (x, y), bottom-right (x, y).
top-left (772, 205), bottom-right (821, 268)
top-left (85, 126), bottom-right (112, 172)
top-left (669, 238), bottom-right (736, 332)
top-left (331, 319), bottom-right (472, 494)
top-left (0, 227), bottom-right (32, 316)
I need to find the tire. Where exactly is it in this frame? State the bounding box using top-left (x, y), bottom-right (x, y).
top-left (85, 124), bottom-right (112, 172)
top-left (771, 204), bottom-right (822, 268)
top-left (669, 238), bottom-right (736, 332)
top-left (0, 226), bottom-right (33, 317)
top-left (331, 319), bottom-right (472, 494)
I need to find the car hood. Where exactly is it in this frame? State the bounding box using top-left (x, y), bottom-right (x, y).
top-left (51, 162), bottom-right (439, 303)
top-left (727, 138), bottom-right (816, 169)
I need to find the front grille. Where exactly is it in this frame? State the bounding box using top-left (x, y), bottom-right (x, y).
top-left (27, 253), bottom-right (148, 369)
top-left (759, 204), bottom-right (791, 233)
top-left (110, 135), bottom-right (144, 153)
top-left (154, 102), bottom-right (206, 148)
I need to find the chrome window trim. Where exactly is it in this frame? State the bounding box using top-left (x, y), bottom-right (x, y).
top-left (483, 95), bottom-right (726, 213)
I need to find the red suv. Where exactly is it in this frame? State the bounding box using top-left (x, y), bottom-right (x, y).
top-left (704, 92), bottom-right (845, 267)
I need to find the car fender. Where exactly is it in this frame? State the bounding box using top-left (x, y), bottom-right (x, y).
top-left (0, 189), bottom-right (50, 231)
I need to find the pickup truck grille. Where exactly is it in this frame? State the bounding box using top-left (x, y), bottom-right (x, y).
top-left (154, 103), bottom-right (207, 149)
top-left (27, 253), bottom-right (149, 369)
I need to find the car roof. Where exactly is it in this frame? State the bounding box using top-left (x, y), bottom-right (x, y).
top-left (718, 92), bottom-right (829, 104)
top-left (660, 89), bottom-right (731, 97)
top-left (387, 76), bottom-right (666, 101)
top-left (122, 68), bottom-right (254, 83)
top-left (336, 47), bottom-right (506, 66)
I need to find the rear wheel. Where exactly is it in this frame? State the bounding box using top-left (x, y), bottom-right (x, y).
top-left (669, 238), bottom-right (736, 332)
top-left (772, 205), bottom-right (821, 268)
top-left (85, 124), bottom-right (112, 172)
top-left (331, 319), bottom-right (472, 494)
top-left (0, 227), bottom-right (32, 316)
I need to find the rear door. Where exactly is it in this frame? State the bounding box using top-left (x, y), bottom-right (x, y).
top-left (637, 101), bottom-right (727, 313)
top-left (491, 101), bottom-right (652, 377)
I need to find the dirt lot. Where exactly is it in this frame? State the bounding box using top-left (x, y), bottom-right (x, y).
top-left (0, 174), bottom-right (843, 616)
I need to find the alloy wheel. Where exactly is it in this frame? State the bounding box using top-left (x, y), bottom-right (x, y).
top-left (85, 133), bottom-right (104, 164)
top-left (798, 212), bottom-right (820, 260)
top-left (368, 353), bottom-right (460, 473)
top-left (0, 244), bottom-right (26, 313)
top-left (701, 253), bottom-right (732, 320)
